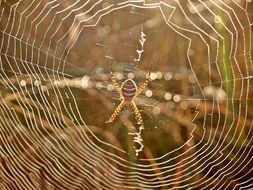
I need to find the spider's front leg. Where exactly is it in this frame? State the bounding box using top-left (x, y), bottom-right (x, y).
top-left (106, 100), bottom-right (125, 123)
top-left (110, 72), bottom-right (121, 94)
top-left (131, 101), bottom-right (144, 126)
top-left (135, 78), bottom-right (149, 97)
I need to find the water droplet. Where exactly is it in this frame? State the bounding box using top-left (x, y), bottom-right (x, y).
top-left (20, 80), bottom-right (26, 87)
top-left (165, 92), bottom-right (172, 101)
top-left (152, 106), bottom-right (161, 115)
top-left (150, 72), bottom-right (157, 80)
top-left (164, 72), bottom-right (173, 81)
top-left (180, 101), bottom-right (188, 110)
top-left (116, 72), bottom-right (123, 80)
top-left (128, 73), bottom-right (135, 79)
top-left (41, 85), bottom-right (47, 91)
top-left (203, 85), bottom-right (215, 98)
top-left (107, 84), bottom-right (114, 91)
top-left (188, 75), bottom-right (196, 83)
top-left (96, 82), bottom-right (103, 89)
top-left (103, 25), bottom-right (111, 34)
top-left (53, 80), bottom-right (60, 86)
top-left (156, 71), bottom-right (163, 79)
top-left (216, 88), bottom-right (227, 102)
top-left (173, 95), bottom-right (181, 102)
top-left (145, 90), bottom-right (153, 97)
top-left (214, 16), bottom-right (222, 23)
top-left (34, 80), bottom-right (40, 87)
top-left (80, 76), bottom-right (89, 89)
top-left (96, 67), bottom-right (103, 74)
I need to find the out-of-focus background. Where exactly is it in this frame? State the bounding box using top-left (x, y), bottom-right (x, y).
top-left (0, 0), bottom-right (253, 189)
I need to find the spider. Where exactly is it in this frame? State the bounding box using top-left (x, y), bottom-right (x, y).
top-left (106, 70), bottom-right (150, 125)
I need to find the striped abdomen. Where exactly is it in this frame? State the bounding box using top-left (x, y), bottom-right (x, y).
top-left (121, 79), bottom-right (137, 101)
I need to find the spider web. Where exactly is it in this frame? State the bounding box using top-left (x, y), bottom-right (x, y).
top-left (0, 0), bottom-right (252, 189)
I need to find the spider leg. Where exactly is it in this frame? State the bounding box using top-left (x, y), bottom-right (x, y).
top-left (106, 100), bottom-right (125, 123)
top-left (131, 101), bottom-right (144, 126)
top-left (110, 72), bottom-right (121, 94)
top-left (135, 78), bottom-right (149, 97)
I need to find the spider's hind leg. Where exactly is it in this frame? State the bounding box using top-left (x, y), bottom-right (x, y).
top-left (110, 72), bottom-right (121, 94)
top-left (106, 101), bottom-right (125, 123)
top-left (131, 101), bottom-right (144, 126)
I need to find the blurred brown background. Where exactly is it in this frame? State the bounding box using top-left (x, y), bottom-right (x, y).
top-left (0, 0), bottom-right (253, 189)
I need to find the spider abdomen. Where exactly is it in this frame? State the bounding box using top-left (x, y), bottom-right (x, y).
top-left (121, 79), bottom-right (137, 101)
